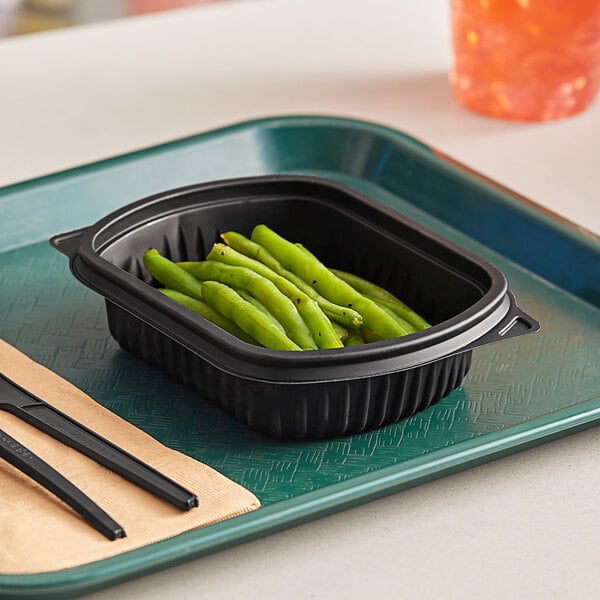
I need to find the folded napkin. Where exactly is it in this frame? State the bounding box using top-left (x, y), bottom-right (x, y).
top-left (0, 339), bottom-right (260, 575)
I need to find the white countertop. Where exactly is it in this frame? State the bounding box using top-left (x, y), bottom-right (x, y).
top-left (1, 1), bottom-right (599, 598)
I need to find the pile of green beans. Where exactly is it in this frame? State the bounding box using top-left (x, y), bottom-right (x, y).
top-left (142, 225), bottom-right (430, 351)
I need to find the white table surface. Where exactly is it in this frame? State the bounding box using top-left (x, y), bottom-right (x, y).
top-left (1, 1), bottom-right (599, 598)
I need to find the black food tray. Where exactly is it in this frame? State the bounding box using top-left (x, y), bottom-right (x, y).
top-left (51, 176), bottom-right (538, 439)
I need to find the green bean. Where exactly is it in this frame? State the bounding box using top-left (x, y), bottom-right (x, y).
top-left (201, 244), bottom-right (342, 349)
top-left (330, 269), bottom-right (430, 331)
top-left (329, 268), bottom-right (398, 304)
top-left (294, 243), bottom-right (317, 259)
top-left (251, 225), bottom-right (411, 339)
top-left (295, 248), bottom-right (429, 331)
top-left (344, 328), bottom-right (365, 347)
top-left (201, 282), bottom-right (301, 351)
top-left (221, 231), bottom-right (282, 272)
top-left (176, 260), bottom-right (318, 350)
top-left (221, 231), bottom-right (363, 328)
top-left (143, 249), bottom-right (205, 301)
top-left (371, 300), bottom-right (417, 334)
top-left (297, 249), bottom-right (429, 331)
top-left (367, 295), bottom-right (430, 331)
top-left (360, 327), bottom-right (381, 343)
top-left (298, 244), bottom-right (429, 331)
top-left (235, 288), bottom-right (286, 336)
top-left (158, 288), bottom-right (256, 344)
top-left (332, 321), bottom-right (348, 342)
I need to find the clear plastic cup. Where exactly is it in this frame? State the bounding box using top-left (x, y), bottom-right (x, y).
top-left (449, 0), bottom-right (600, 121)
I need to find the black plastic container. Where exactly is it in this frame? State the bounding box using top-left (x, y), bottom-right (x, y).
top-left (50, 176), bottom-right (539, 439)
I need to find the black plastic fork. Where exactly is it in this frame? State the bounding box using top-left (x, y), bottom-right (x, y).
top-left (0, 371), bottom-right (198, 540)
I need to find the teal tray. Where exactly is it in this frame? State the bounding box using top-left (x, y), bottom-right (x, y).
top-left (1, 116), bottom-right (599, 599)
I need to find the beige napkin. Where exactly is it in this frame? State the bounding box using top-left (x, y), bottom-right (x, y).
top-left (0, 339), bottom-right (260, 575)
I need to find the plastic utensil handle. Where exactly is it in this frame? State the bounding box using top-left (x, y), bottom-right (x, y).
top-left (0, 427), bottom-right (125, 540)
top-left (0, 373), bottom-right (198, 511)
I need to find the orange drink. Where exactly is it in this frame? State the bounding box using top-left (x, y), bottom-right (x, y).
top-left (450, 0), bottom-right (600, 121)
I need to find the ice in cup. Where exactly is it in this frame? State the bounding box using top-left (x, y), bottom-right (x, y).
top-left (449, 0), bottom-right (600, 121)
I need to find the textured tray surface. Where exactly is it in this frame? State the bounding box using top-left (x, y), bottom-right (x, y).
top-left (0, 117), bottom-right (598, 598)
